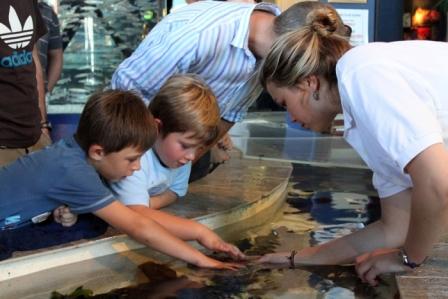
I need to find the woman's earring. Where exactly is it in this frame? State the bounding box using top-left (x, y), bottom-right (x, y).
top-left (312, 91), bottom-right (319, 101)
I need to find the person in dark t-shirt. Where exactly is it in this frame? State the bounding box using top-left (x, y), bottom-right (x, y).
top-left (0, 0), bottom-right (51, 166)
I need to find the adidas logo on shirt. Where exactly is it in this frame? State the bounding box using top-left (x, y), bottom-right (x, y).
top-left (0, 6), bottom-right (34, 49)
top-left (0, 5), bottom-right (34, 68)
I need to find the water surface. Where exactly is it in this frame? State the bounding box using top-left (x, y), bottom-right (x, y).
top-left (49, 164), bottom-right (397, 299)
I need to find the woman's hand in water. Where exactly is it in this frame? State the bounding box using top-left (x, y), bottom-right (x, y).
top-left (355, 248), bottom-right (412, 286)
top-left (257, 252), bottom-right (290, 264)
top-left (257, 247), bottom-right (320, 266)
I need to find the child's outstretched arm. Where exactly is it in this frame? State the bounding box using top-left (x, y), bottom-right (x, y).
top-left (94, 201), bottom-right (244, 270)
top-left (128, 205), bottom-right (246, 260)
top-left (149, 190), bottom-right (178, 210)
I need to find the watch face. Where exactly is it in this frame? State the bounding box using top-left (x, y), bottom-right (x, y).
top-left (400, 249), bottom-right (419, 269)
top-left (400, 249), bottom-right (410, 265)
top-left (401, 251), bottom-right (408, 263)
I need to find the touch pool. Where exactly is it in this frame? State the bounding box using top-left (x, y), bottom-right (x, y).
top-left (0, 113), bottom-right (396, 298)
top-left (0, 163), bottom-right (398, 299)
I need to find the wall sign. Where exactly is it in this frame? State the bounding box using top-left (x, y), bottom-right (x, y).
top-left (337, 8), bottom-right (369, 46)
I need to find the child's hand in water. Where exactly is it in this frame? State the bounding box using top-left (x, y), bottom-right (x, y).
top-left (198, 256), bottom-right (245, 271)
top-left (53, 205), bottom-right (78, 227)
top-left (212, 239), bottom-right (247, 261)
top-left (197, 227), bottom-right (246, 261)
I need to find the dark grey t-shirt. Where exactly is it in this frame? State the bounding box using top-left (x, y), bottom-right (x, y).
top-left (0, 136), bottom-right (115, 230)
top-left (0, 0), bottom-right (47, 147)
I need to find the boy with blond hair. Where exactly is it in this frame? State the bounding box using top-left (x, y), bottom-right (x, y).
top-left (111, 74), bottom-right (219, 209)
top-left (0, 89), bottom-right (244, 269)
top-left (108, 75), bottom-right (246, 263)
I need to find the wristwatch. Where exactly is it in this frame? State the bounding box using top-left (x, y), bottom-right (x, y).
top-left (399, 248), bottom-right (423, 269)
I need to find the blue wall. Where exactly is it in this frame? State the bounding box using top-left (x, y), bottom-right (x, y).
top-left (375, 0), bottom-right (404, 41)
top-left (48, 114), bottom-right (80, 142)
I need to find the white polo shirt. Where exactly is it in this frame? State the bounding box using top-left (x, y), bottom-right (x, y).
top-left (110, 149), bottom-right (191, 206)
top-left (336, 41), bottom-right (448, 198)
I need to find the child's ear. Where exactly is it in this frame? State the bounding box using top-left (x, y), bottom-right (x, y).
top-left (154, 118), bottom-right (162, 133)
top-left (88, 144), bottom-right (106, 161)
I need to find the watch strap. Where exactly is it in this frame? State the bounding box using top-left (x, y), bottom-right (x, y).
top-left (400, 248), bottom-right (424, 269)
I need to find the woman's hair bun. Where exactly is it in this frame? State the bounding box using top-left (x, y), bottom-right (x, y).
top-left (306, 8), bottom-right (339, 37)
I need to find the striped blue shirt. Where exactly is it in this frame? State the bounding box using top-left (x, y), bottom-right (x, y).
top-left (111, 1), bottom-right (280, 122)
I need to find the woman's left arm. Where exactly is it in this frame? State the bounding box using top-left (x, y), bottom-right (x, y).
top-left (356, 143), bottom-right (448, 285)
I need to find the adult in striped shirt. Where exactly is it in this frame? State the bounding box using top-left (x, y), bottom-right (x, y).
top-left (37, 0), bottom-right (63, 93)
top-left (111, 1), bottom-right (348, 180)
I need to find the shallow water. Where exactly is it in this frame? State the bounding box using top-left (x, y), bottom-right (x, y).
top-left (48, 164), bottom-right (397, 299)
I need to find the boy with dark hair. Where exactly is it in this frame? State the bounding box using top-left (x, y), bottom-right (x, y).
top-left (0, 90), bottom-right (244, 269)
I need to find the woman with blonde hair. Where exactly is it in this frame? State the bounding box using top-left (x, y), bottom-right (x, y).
top-left (258, 7), bottom-right (448, 286)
